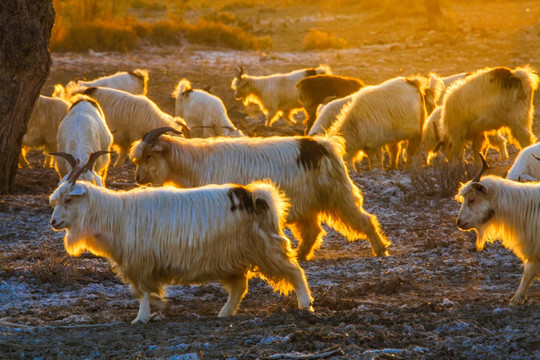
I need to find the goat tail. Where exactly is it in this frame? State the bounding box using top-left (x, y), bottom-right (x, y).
top-left (172, 78), bottom-right (192, 99)
top-left (513, 65), bottom-right (539, 92)
top-left (316, 64), bottom-right (333, 75)
top-left (246, 180), bottom-right (290, 235)
top-left (426, 73), bottom-right (445, 105)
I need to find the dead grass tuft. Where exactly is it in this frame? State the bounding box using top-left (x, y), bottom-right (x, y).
top-left (303, 29), bottom-right (347, 50)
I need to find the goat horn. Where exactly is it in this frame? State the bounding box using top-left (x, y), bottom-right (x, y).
top-left (175, 121), bottom-right (191, 138)
top-left (49, 152), bottom-right (77, 169)
top-left (141, 127), bottom-right (181, 144)
top-left (532, 153), bottom-right (540, 161)
top-left (66, 159), bottom-right (84, 185)
top-left (472, 151), bottom-right (490, 183)
top-left (82, 151), bottom-right (112, 174)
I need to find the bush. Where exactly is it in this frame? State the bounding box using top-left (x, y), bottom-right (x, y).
top-left (303, 29), bottom-right (347, 50)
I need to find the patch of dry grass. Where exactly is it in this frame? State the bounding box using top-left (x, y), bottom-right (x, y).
top-left (303, 29), bottom-right (347, 50)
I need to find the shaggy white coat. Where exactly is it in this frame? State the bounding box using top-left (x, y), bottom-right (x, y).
top-left (49, 180), bottom-right (312, 323)
top-left (456, 175), bottom-right (540, 305)
top-left (506, 142), bottom-right (540, 182)
top-left (129, 135), bottom-right (390, 261)
top-left (56, 99), bottom-right (113, 186)
top-left (308, 95), bottom-right (353, 136)
top-left (173, 79), bottom-right (244, 138)
top-left (231, 65), bottom-right (331, 127)
top-left (67, 69), bottom-right (149, 95)
top-left (439, 66), bottom-right (538, 164)
top-left (20, 95), bottom-right (70, 168)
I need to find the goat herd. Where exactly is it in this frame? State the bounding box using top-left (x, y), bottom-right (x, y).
top-left (18, 63), bottom-right (540, 324)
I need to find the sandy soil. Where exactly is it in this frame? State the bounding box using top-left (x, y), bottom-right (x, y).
top-left (1, 2), bottom-right (540, 359)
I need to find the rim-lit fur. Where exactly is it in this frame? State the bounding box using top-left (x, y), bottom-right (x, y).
top-left (130, 135), bottom-right (390, 260)
top-left (231, 65), bottom-right (331, 127)
top-left (439, 66), bottom-right (538, 164)
top-left (309, 94), bottom-right (354, 136)
top-left (55, 96), bottom-right (113, 186)
top-left (422, 107), bottom-right (508, 162)
top-left (327, 75), bottom-right (441, 170)
top-left (66, 69), bottom-right (149, 95)
top-left (456, 175), bottom-right (540, 304)
top-left (19, 95), bottom-right (70, 168)
top-left (506, 142), bottom-right (540, 182)
top-left (69, 86), bottom-right (187, 167)
top-left (172, 79), bottom-right (244, 138)
top-left (296, 74), bottom-right (365, 135)
top-left (49, 180), bottom-right (312, 323)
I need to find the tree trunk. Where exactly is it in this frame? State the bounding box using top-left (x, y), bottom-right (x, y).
top-left (0, 0), bottom-right (55, 194)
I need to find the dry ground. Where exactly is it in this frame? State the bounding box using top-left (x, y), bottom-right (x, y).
top-left (2, 1), bottom-right (540, 359)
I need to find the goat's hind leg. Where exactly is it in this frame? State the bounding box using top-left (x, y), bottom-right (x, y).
top-left (509, 262), bottom-right (539, 306)
top-left (219, 274), bottom-right (248, 317)
top-left (290, 217), bottom-right (325, 261)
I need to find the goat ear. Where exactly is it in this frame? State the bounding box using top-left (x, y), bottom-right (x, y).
top-left (68, 184), bottom-right (87, 196)
top-left (151, 143), bottom-right (164, 152)
top-left (471, 182), bottom-right (487, 194)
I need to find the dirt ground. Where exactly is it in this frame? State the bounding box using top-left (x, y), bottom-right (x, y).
top-left (2, 1), bottom-right (540, 359)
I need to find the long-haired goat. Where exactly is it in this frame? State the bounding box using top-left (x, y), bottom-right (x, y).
top-left (54, 96), bottom-right (113, 186)
top-left (49, 154), bottom-right (313, 323)
top-left (296, 74), bottom-right (365, 135)
top-left (456, 154), bottom-right (540, 305)
top-left (231, 65), bottom-right (331, 127)
top-left (309, 94), bottom-right (354, 136)
top-left (506, 142), bottom-right (540, 182)
top-left (63, 85), bottom-right (190, 167)
top-left (130, 128), bottom-right (390, 261)
top-left (19, 95), bottom-right (70, 168)
top-left (172, 79), bottom-right (244, 138)
top-left (437, 66), bottom-right (538, 164)
top-left (328, 75), bottom-right (443, 170)
top-left (65, 69), bottom-right (149, 95)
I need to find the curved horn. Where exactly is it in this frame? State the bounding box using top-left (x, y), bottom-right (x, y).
top-left (175, 121), bottom-right (191, 138)
top-left (66, 159), bottom-right (84, 184)
top-left (141, 127), bottom-right (181, 144)
top-left (472, 152), bottom-right (490, 183)
top-left (49, 152), bottom-right (77, 170)
top-left (82, 151), bottom-right (112, 173)
top-left (236, 66), bottom-right (244, 77)
top-left (532, 153), bottom-right (540, 162)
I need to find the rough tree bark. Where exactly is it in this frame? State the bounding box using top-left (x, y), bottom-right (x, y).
top-left (0, 0), bottom-right (55, 194)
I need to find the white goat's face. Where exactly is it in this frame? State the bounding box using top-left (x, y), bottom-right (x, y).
top-left (49, 183), bottom-right (88, 231)
top-left (455, 182), bottom-right (493, 231)
top-left (131, 142), bottom-right (170, 187)
top-left (231, 77), bottom-right (249, 100)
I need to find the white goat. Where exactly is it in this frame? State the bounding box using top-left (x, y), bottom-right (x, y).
top-left (308, 95), bottom-right (353, 136)
top-left (172, 79), bottom-right (244, 138)
top-left (506, 142), bottom-right (540, 182)
top-left (438, 66), bottom-right (538, 164)
top-left (19, 95), bottom-right (70, 168)
top-left (328, 75), bottom-right (443, 170)
top-left (66, 69), bottom-right (149, 95)
top-left (49, 156), bottom-right (313, 324)
top-left (63, 85), bottom-right (189, 167)
top-left (231, 65), bottom-right (331, 127)
top-left (54, 96), bottom-right (113, 186)
top-left (456, 155), bottom-right (540, 305)
top-left (130, 128), bottom-right (390, 261)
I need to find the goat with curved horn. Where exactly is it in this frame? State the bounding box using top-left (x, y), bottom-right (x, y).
top-left (49, 152), bottom-right (77, 170)
top-left (472, 152), bottom-right (490, 183)
top-left (141, 127), bottom-right (181, 145)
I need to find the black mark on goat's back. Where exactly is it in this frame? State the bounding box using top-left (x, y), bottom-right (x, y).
top-left (69, 97), bottom-right (100, 112)
top-left (129, 71), bottom-right (145, 80)
top-left (228, 186), bottom-right (256, 213)
top-left (305, 68), bottom-right (318, 77)
top-left (297, 138), bottom-right (330, 170)
top-left (489, 67), bottom-right (521, 89)
top-left (83, 87), bottom-right (98, 96)
top-left (182, 88), bottom-right (193, 97)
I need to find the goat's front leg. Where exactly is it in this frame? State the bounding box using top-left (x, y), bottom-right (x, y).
top-left (132, 292), bottom-right (151, 324)
top-left (509, 262), bottom-right (538, 306)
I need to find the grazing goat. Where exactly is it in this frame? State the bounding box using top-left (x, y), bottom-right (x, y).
top-left (309, 95), bottom-right (354, 136)
top-left (130, 128), bottom-right (390, 261)
top-left (506, 142), bottom-right (540, 182)
top-left (231, 65), bottom-right (331, 127)
top-left (19, 95), bottom-right (70, 168)
top-left (63, 85), bottom-right (189, 167)
top-left (423, 107), bottom-right (508, 163)
top-left (328, 75), bottom-right (443, 170)
top-left (54, 96), bottom-right (113, 186)
top-left (172, 79), bottom-right (244, 138)
top-left (65, 69), bottom-right (149, 95)
top-left (296, 74), bottom-right (365, 135)
top-left (437, 66), bottom-right (538, 165)
top-left (49, 154), bottom-right (313, 323)
top-left (456, 154), bottom-right (540, 305)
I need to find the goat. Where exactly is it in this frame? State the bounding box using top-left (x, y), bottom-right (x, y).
top-left (54, 96), bottom-right (113, 186)
top-left (296, 74), bottom-right (365, 135)
top-left (19, 95), bottom-right (70, 168)
top-left (63, 85), bottom-right (190, 167)
top-left (456, 153), bottom-right (540, 305)
top-left (65, 69), bottom-right (149, 95)
top-left (130, 128), bottom-right (390, 261)
top-left (172, 79), bottom-right (244, 138)
top-left (506, 142), bottom-right (540, 182)
top-left (437, 66), bottom-right (538, 165)
top-left (49, 154), bottom-right (313, 323)
top-left (231, 65), bottom-right (331, 127)
top-left (328, 75), bottom-right (443, 170)
top-left (309, 95), bottom-right (353, 136)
